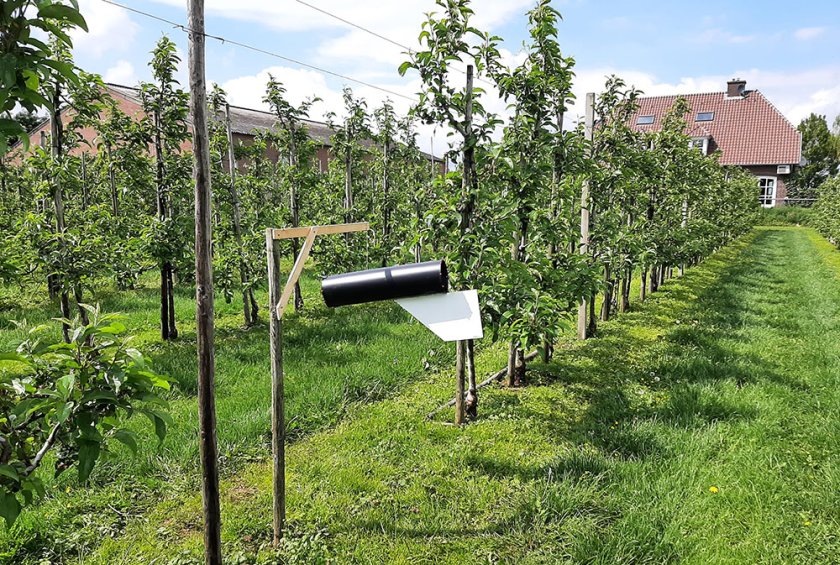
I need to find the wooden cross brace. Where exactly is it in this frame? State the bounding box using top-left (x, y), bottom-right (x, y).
top-left (271, 222), bottom-right (369, 319)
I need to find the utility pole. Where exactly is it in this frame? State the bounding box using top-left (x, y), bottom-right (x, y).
top-left (187, 1), bottom-right (222, 563)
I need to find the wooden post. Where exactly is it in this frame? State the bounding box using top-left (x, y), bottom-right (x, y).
top-left (187, 1), bottom-right (223, 562)
top-left (577, 92), bottom-right (595, 340)
top-left (265, 229), bottom-right (285, 545)
top-left (265, 221), bottom-right (368, 543)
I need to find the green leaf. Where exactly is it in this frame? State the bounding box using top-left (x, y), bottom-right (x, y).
top-left (56, 401), bottom-right (74, 424)
top-left (76, 439), bottom-right (100, 482)
top-left (113, 429), bottom-right (138, 455)
top-left (80, 390), bottom-right (118, 403)
top-left (0, 465), bottom-right (19, 482)
top-left (56, 373), bottom-right (75, 400)
top-left (0, 490), bottom-right (21, 527)
top-left (0, 352), bottom-right (30, 364)
top-left (37, 4), bottom-right (89, 32)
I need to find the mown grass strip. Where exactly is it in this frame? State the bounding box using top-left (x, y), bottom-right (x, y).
top-left (84, 228), bottom-right (840, 564)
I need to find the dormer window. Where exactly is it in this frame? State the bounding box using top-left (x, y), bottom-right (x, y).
top-left (690, 137), bottom-right (709, 155)
top-left (696, 112), bottom-right (714, 122)
top-left (636, 115), bottom-right (655, 125)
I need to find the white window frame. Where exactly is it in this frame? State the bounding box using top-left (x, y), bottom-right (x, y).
top-left (689, 136), bottom-right (709, 155)
top-left (758, 176), bottom-right (777, 208)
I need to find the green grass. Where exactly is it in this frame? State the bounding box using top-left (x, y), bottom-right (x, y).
top-left (4, 227), bottom-right (840, 563)
top-left (0, 267), bottom-right (446, 563)
top-left (757, 205), bottom-right (814, 226)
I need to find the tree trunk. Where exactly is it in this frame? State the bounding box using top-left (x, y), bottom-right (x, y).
top-left (381, 138), bottom-right (391, 267)
top-left (224, 104), bottom-right (255, 326)
top-left (154, 105), bottom-right (178, 340)
top-left (588, 291), bottom-right (597, 337)
top-left (344, 145), bottom-right (353, 223)
top-left (166, 264), bottom-right (178, 339)
top-left (454, 65), bottom-right (476, 425)
top-left (286, 126), bottom-right (303, 312)
top-left (188, 3), bottom-right (223, 562)
top-left (514, 348), bottom-right (526, 387)
top-left (640, 269), bottom-right (647, 301)
top-left (619, 268), bottom-right (631, 313)
top-left (107, 144), bottom-right (119, 217)
top-left (506, 341), bottom-right (516, 387)
top-left (465, 339), bottom-right (478, 420)
top-left (600, 264), bottom-right (612, 321)
top-left (50, 86), bottom-right (71, 342)
top-left (80, 152), bottom-right (89, 211)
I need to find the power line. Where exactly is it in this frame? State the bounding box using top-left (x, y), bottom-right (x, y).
top-left (292, 0), bottom-right (496, 87)
top-left (294, 0), bottom-right (409, 53)
top-left (99, 0), bottom-right (417, 103)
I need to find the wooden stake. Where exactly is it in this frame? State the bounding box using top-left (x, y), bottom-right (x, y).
top-left (264, 221), bottom-right (369, 543)
top-left (276, 226), bottom-right (316, 319)
top-left (187, 1), bottom-right (222, 562)
top-left (577, 92), bottom-right (595, 340)
top-left (265, 229), bottom-right (285, 545)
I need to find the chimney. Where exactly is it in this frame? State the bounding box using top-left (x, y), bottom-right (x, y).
top-left (726, 78), bottom-right (746, 98)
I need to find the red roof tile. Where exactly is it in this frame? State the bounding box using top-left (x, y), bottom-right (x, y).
top-left (630, 90), bottom-right (801, 166)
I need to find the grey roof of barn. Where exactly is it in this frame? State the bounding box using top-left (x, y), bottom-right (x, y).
top-left (106, 83), bottom-right (356, 149)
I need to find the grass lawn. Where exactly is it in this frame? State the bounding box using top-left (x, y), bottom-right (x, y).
top-left (4, 226), bottom-right (840, 563)
top-left (0, 267), bottom-right (447, 562)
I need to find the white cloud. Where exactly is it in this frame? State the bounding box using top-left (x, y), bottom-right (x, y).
top-left (149, 0), bottom-right (529, 33)
top-left (794, 27), bottom-right (826, 40)
top-left (148, 0), bottom-right (530, 74)
top-left (103, 60), bottom-right (137, 85)
top-left (692, 28), bottom-right (755, 44)
top-left (71, 0), bottom-right (140, 57)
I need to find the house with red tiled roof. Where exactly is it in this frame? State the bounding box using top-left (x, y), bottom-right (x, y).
top-left (630, 79), bottom-right (802, 207)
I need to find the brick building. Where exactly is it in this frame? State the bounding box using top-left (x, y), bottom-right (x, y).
top-left (14, 83), bottom-right (443, 173)
top-left (630, 79), bottom-right (802, 207)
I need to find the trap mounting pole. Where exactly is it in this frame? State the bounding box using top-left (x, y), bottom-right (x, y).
top-left (264, 222), bottom-right (369, 545)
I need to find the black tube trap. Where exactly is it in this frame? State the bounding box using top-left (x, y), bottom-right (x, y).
top-left (321, 260), bottom-right (448, 307)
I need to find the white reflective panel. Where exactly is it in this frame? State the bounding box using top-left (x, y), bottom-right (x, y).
top-left (396, 290), bottom-right (483, 342)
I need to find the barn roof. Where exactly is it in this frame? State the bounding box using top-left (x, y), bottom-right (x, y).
top-left (106, 83), bottom-right (336, 146)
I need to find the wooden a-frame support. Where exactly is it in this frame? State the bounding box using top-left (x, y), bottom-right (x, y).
top-left (264, 222), bottom-right (369, 545)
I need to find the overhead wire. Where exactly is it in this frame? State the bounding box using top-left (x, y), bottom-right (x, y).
top-left (291, 0), bottom-right (497, 87)
top-left (99, 0), bottom-right (417, 102)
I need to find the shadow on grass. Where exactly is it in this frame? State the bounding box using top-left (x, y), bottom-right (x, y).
top-left (367, 231), bottom-right (800, 543)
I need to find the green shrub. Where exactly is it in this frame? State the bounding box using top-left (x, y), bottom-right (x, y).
top-left (757, 206), bottom-right (814, 226)
top-left (812, 176), bottom-right (840, 245)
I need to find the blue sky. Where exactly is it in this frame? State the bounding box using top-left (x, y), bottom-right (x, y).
top-left (71, 0), bottom-right (840, 150)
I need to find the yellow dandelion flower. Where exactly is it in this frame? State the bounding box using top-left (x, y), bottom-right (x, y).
top-left (708, 486), bottom-right (719, 493)
top-left (804, 521), bottom-right (812, 527)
